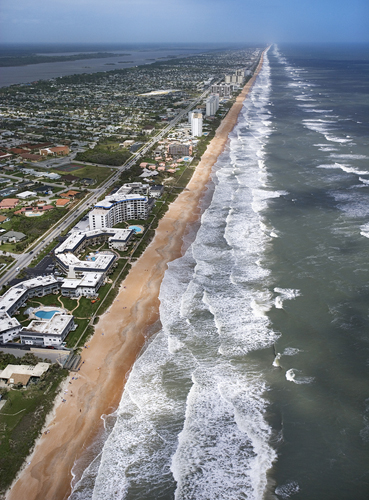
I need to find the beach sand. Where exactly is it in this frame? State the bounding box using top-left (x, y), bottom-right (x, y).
top-left (6, 52), bottom-right (265, 500)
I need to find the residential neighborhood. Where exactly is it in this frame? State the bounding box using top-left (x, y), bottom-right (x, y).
top-left (0, 47), bottom-right (262, 351)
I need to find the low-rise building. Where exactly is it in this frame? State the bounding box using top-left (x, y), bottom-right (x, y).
top-left (0, 231), bottom-right (26, 243)
top-left (20, 313), bottom-right (74, 347)
top-left (0, 198), bottom-right (19, 209)
top-left (0, 362), bottom-right (50, 386)
top-left (149, 185), bottom-right (164, 198)
top-left (0, 275), bottom-right (61, 317)
top-left (39, 146), bottom-right (70, 156)
top-left (60, 272), bottom-right (104, 298)
top-left (55, 251), bottom-right (116, 277)
top-left (18, 191), bottom-right (37, 199)
top-left (0, 313), bottom-right (22, 343)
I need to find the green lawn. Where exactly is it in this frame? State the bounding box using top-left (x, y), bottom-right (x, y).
top-left (0, 208), bottom-right (68, 253)
top-left (65, 318), bottom-right (91, 347)
top-left (55, 164), bottom-right (115, 187)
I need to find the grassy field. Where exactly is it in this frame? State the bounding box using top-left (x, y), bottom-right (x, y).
top-left (0, 208), bottom-right (68, 253)
top-left (52, 164), bottom-right (115, 187)
top-left (65, 318), bottom-right (91, 348)
top-left (0, 364), bottom-right (68, 495)
top-left (74, 144), bottom-right (131, 167)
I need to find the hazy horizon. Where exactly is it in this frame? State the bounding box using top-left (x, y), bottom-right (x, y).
top-left (0, 0), bottom-right (368, 45)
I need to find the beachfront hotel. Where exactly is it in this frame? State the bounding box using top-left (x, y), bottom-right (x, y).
top-left (191, 113), bottom-right (203, 137)
top-left (211, 83), bottom-right (233, 97)
top-left (89, 184), bottom-right (154, 230)
top-left (206, 94), bottom-right (219, 116)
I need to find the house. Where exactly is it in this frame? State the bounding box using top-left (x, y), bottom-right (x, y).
top-left (149, 185), bottom-right (164, 198)
top-left (8, 148), bottom-right (24, 156)
top-left (39, 146), bottom-right (70, 157)
top-left (0, 215), bottom-right (9, 223)
top-left (60, 190), bottom-right (79, 199)
top-left (18, 191), bottom-right (37, 199)
top-left (0, 231), bottom-right (26, 243)
top-left (61, 174), bottom-right (79, 183)
top-left (81, 178), bottom-right (95, 186)
top-left (0, 363), bottom-right (50, 386)
top-left (142, 125), bottom-right (155, 134)
top-left (19, 153), bottom-right (42, 162)
top-left (0, 188), bottom-right (18, 198)
top-left (14, 205), bottom-right (54, 215)
top-left (56, 199), bottom-right (70, 207)
top-left (34, 185), bottom-right (52, 195)
top-left (130, 142), bottom-right (143, 153)
top-left (0, 198), bottom-right (19, 209)
top-left (0, 152), bottom-right (13, 160)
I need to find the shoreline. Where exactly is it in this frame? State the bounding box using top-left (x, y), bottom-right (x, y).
top-left (6, 51), bottom-right (266, 500)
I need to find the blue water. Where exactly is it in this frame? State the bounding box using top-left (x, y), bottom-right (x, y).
top-left (0, 46), bottom-right (208, 88)
top-left (34, 310), bottom-right (59, 319)
top-left (128, 225), bottom-right (143, 234)
top-left (69, 45), bottom-right (369, 500)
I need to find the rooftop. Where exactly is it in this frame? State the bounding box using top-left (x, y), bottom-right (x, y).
top-left (26, 313), bottom-right (73, 336)
top-left (0, 362), bottom-right (50, 381)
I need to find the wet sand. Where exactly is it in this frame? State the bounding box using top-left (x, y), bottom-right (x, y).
top-left (6, 52), bottom-right (265, 500)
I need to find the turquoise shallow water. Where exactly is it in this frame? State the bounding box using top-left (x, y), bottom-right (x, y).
top-left (34, 310), bottom-right (59, 319)
top-left (69, 45), bottom-right (369, 500)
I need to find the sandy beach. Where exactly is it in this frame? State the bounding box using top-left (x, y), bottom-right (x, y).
top-left (6, 52), bottom-right (265, 500)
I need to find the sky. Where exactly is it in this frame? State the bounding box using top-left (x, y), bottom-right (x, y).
top-left (0, 0), bottom-right (368, 45)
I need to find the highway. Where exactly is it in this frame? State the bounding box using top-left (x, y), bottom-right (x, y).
top-left (0, 79), bottom-right (221, 289)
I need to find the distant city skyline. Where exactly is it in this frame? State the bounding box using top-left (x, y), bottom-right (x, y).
top-left (0, 0), bottom-right (368, 45)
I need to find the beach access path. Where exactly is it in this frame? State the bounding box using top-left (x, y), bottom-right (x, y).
top-left (6, 50), bottom-right (266, 500)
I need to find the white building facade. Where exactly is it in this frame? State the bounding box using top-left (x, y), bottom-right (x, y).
top-left (206, 95), bottom-right (219, 116)
top-left (191, 113), bottom-right (203, 137)
top-left (89, 188), bottom-right (153, 230)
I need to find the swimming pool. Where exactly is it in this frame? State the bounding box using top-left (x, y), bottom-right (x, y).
top-left (34, 310), bottom-right (60, 320)
top-left (128, 225), bottom-right (144, 234)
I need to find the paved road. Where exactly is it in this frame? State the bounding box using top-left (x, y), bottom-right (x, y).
top-left (0, 80), bottom-right (221, 289)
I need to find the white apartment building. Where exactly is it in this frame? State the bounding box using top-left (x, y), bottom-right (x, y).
top-left (0, 313), bottom-right (22, 343)
top-left (60, 272), bottom-right (105, 298)
top-left (20, 313), bottom-right (75, 347)
top-left (188, 109), bottom-right (202, 124)
top-left (211, 84), bottom-right (233, 97)
top-left (206, 95), bottom-right (219, 116)
top-left (191, 113), bottom-right (203, 137)
top-left (89, 185), bottom-right (154, 230)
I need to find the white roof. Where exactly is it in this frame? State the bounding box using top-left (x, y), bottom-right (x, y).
top-left (0, 275), bottom-right (59, 315)
top-left (0, 362), bottom-right (50, 380)
top-left (56, 252), bottom-right (115, 272)
top-left (95, 192), bottom-right (147, 209)
top-left (18, 191), bottom-right (37, 199)
top-left (56, 228), bottom-right (132, 255)
top-left (0, 312), bottom-right (20, 333)
top-left (61, 272), bottom-right (103, 289)
top-left (26, 313), bottom-right (73, 336)
top-left (55, 231), bottom-right (85, 254)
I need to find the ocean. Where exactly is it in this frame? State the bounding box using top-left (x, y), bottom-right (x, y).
top-left (69, 44), bottom-right (369, 499)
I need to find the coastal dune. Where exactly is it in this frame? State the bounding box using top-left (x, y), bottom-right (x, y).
top-left (7, 52), bottom-right (265, 500)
